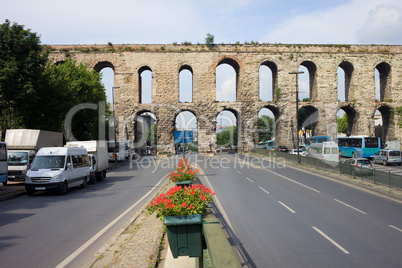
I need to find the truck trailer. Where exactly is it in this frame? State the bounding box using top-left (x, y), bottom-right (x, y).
top-left (65, 140), bottom-right (108, 183)
top-left (5, 129), bottom-right (63, 182)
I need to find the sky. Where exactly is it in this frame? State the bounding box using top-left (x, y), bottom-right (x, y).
top-left (2, 0), bottom-right (402, 128)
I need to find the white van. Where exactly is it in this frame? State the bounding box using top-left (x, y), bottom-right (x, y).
top-left (25, 147), bottom-right (90, 195)
top-left (308, 141), bottom-right (339, 162)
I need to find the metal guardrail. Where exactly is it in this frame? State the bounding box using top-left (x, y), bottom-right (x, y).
top-left (252, 148), bottom-right (402, 189)
top-left (196, 209), bottom-right (242, 268)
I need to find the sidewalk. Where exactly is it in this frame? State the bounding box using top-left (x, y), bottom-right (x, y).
top-left (0, 181), bottom-right (26, 201)
top-left (88, 180), bottom-right (195, 268)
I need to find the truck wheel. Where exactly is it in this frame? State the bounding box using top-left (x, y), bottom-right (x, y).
top-left (98, 171), bottom-right (105, 181)
top-left (90, 176), bottom-right (96, 184)
top-left (59, 182), bottom-right (67, 195)
top-left (81, 177), bottom-right (87, 188)
top-left (2, 181), bottom-right (7, 186)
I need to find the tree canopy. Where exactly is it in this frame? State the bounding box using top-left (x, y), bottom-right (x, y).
top-left (257, 115), bottom-right (274, 142)
top-left (0, 20), bottom-right (108, 140)
top-left (217, 126), bottom-right (237, 147)
top-left (0, 19), bottom-right (48, 131)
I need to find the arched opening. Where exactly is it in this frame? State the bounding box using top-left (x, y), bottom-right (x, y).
top-left (338, 61), bottom-right (354, 102)
top-left (216, 110), bottom-right (238, 151)
top-left (174, 111), bottom-right (197, 154)
top-left (100, 67), bottom-right (115, 107)
top-left (298, 105), bottom-right (319, 147)
top-left (298, 61), bottom-right (317, 101)
top-left (179, 65), bottom-right (193, 103)
top-left (375, 106), bottom-right (392, 146)
top-left (259, 61), bottom-right (277, 101)
top-left (338, 106), bottom-right (356, 137)
top-left (375, 62), bottom-right (391, 102)
top-left (216, 59), bottom-right (239, 102)
top-left (138, 66), bottom-right (152, 104)
top-left (134, 111), bottom-right (157, 155)
top-left (256, 107), bottom-right (278, 149)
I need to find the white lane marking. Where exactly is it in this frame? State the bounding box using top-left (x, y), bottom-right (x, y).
top-left (236, 170), bottom-right (242, 174)
top-left (312, 226), bottom-right (350, 254)
top-left (228, 155), bottom-right (320, 193)
top-left (195, 164), bottom-right (235, 232)
top-left (334, 199), bottom-right (367, 215)
top-left (259, 186), bottom-right (270, 195)
top-left (246, 177), bottom-right (254, 183)
top-left (389, 225), bottom-right (402, 233)
top-left (278, 201), bottom-right (296, 213)
top-left (56, 175), bottom-right (167, 268)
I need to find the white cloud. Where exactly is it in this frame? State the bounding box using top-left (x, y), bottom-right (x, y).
top-left (357, 4), bottom-right (402, 44)
top-left (264, 0), bottom-right (402, 44)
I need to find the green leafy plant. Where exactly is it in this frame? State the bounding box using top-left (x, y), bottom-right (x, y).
top-left (205, 33), bottom-right (215, 46)
top-left (147, 184), bottom-right (215, 221)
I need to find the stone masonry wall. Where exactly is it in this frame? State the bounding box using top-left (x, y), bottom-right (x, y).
top-left (48, 44), bottom-right (402, 153)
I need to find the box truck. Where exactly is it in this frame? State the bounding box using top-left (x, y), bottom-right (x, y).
top-left (65, 140), bottom-right (108, 183)
top-left (5, 129), bottom-right (63, 182)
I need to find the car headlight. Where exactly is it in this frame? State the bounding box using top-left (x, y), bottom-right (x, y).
top-left (25, 175), bottom-right (31, 183)
top-left (51, 174), bottom-right (62, 182)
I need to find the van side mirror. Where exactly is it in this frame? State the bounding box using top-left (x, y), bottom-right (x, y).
top-left (67, 163), bottom-right (72, 170)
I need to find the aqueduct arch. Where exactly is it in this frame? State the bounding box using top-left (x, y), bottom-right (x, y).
top-left (48, 44), bottom-right (402, 153)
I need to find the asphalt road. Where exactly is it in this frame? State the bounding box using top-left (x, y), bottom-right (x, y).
top-left (193, 153), bottom-right (402, 268)
top-left (1, 153), bottom-right (401, 268)
top-left (0, 156), bottom-right (170, 268)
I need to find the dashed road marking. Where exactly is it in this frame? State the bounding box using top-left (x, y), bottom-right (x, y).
top-left (389, 225), bottom-right (402, 233)
top-left (246, 177), bottom-right (254, 183)
top-left (259, 186), bottom-right (270, 195)
top-left (334, 199), bottom-right (367, 214)
top-left (312, 226), bottom-right (350, 254)
top-left (278, 201), bottom-right (296, 213)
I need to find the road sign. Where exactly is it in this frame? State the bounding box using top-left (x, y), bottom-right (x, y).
top-left (174, 131), bottom-right (194, 144)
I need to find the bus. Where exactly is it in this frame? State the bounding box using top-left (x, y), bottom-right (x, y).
top-left (0, 142), bottom-right (8, 185)
top-left (308, 141), bottom-right (339, 162)
top-left (257, 140), bottom-right (275, 150)
top-left (304, 136), bottom-right (330, 149)
top-left (337, 136), bottom-right (380, 158)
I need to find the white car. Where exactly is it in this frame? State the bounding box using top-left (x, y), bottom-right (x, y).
top-left (289, 149), bottom-right (306, 156)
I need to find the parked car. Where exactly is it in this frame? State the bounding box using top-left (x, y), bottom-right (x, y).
top-left (372, 149), bottom-right (401, 166)
top-left (275, 146), bottom-right (289, 152)
top-left (289, 149), bottom-right (306, 156)
top-left (344, 158), bottom-right (373, 176)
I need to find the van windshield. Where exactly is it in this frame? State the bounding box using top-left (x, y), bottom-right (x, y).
top-left (31, 156), bottom-right (65, 169)
top-left (8, 152), bottom-right (28, 166)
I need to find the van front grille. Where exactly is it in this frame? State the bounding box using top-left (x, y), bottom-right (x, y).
top-left (31, 177), bottom-right (52, 183)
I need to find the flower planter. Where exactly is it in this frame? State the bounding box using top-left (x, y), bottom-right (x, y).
top-left (175, 180), bottom-right (192, 187)
top-left (163, 214), bottom-right (203, 258)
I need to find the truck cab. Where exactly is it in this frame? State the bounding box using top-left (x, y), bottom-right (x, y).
top-left (7, 150), bottom-right (36, 181)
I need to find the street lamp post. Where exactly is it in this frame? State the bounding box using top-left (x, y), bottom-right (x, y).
top-left (289, 71), bottom-right (304, 164)
top-left (112, 86), bottom-right (120, 163)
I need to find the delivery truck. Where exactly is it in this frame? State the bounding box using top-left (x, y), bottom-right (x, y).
top-left (65, 140), bottom-right (108, 183)
top-left (5, 129), bottom-right (63, 183)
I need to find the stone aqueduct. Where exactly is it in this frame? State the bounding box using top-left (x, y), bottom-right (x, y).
top-left (49, 44), bottom-right (402, 153)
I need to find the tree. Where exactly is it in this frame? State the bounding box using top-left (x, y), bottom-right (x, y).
top-left (217, 126), bottom-right (237, 147)
top-left (144, 124), bottom-right (157, 146)
top-left (257, 115), bottom-right (274, 142)
top-left (337, 113), bottom-right (348, 134)
top-left (0, 20), bottom-right (48, 132)
top-left (205, 33), bottom-right (215, 46)
top-left (28, 58), bottom-right (107, 140)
